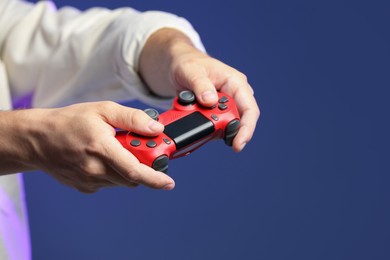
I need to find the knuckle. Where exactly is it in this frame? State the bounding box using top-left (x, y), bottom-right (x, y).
top-left (225, 70), bottom-right (248, 87)
top-left (190, 76), bottom-right (207, 86)
top-left (96, 101), bottom-right (118, 116)
top-left (84, 143), bottom-right (104, 159)
top-left (94, 101), bottom-right (118, 119)
top-left (80, 159), bottom-right (105, 177)
top-left (230, 69), bottom-right (248, 82)
top-left (230, 74), bottom-right (245, 86)
top-left (236, 71), bottom-right (248, 82)
top-left (100, 101), bottom-right (116, 110)
top-left (88, 140), bottom-right (104, 154)
top-left (126, 169), bottom-right (141, 184)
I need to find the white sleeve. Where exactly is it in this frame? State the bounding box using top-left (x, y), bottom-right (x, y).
top-left (0, 0), bottom-right (205, 108)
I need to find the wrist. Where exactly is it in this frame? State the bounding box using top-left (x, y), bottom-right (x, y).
top-left (139, 28), bottom-right (197, 97)
top-left (0, 110), bottom-right (31, 173)
top-left (0, 109), bottom-right (49, 174)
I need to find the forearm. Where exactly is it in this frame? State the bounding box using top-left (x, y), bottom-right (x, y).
top-left (0, 110), bottom-right (40, 175)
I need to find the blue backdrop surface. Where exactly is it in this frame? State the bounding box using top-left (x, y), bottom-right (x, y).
top-left (24, 0), bottom-right (390, 259)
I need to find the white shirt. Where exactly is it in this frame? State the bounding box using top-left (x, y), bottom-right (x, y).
top-left (0, 0), bottom-right (204, 259)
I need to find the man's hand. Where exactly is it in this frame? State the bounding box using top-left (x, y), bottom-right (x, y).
top-left (0, 102), bottom-right (175, 193)
top-left (140, 29), bottom-right (260, 152)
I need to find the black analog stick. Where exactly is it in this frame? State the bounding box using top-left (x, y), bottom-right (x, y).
top-left (144, 108), bottom-right (159, 121)
top-left (178, 90), bottom-right (196, 105)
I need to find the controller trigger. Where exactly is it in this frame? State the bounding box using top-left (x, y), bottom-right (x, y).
top-left (224, 119), bottom-right (240, 146)
top-left (152, 155), bottom-right (169, 174)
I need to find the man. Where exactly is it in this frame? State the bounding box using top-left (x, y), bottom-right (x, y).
top-left (0, 0), bottom-right (259, 258)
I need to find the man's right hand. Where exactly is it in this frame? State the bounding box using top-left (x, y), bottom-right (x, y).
top-left (0, 102), bottom-right (175, 193)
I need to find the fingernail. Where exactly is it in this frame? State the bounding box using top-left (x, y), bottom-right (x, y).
top-left (201, 90), bottom-right (217, 103)
top-left (163, 183), bottom-right (175, 190)
top-left (148, 120), bottom-right (163, 132)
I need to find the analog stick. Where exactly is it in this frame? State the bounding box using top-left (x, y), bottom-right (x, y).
top-left (178, 90), bottom-right (196, 105)
top-left (144, 108), bottom-right (159, 121)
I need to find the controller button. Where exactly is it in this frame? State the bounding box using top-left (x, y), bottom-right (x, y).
top-left (146, 140), bottom-right (157, 148)
top-left (163, 138), bottom-right (171, 145)
top-left (130, 139), bottom-right (141, 147)
top-left (178, 90), bottom-right (196, 105)
top-left (211, 114), bottom-right (219, 121)
top-left (152, 155), bottom-right (169, 173)
top-left (219, 96), bottom-right (229, 103)
top-left (218, 103), bottom-right (228, 110)
top-left (144, 108), bottom-right (159, 121)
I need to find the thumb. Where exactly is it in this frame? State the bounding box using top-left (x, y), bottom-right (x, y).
top-left (177, 66), bottom-right (218, 107)
top-left (104, 140), bottom-right (175, 190)
top-left (101, 102), bottom-right (164, 136)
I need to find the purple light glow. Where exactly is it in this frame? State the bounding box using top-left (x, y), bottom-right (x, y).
top-left (0, 176), bottom-right (31, 260)
top-left (12, 92), bottom-right (33, 109)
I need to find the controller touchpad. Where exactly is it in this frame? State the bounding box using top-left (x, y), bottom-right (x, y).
top-left (164, 112), bottom-right (215, 150)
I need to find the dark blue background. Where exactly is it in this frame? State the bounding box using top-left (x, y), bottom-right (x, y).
top-left (24, 0), bottom-right (390, 259)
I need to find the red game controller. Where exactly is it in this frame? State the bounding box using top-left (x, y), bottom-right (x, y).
top-left (115, 90), bottom-right (240, 173)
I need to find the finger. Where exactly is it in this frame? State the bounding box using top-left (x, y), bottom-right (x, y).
top-left (76, 175), bottom-right (138, 192)
top-left (176, 64), bottom-right (218, 106)
top-left (100, 102), bottom-right (164, 136)
top-left (90, 179), bottom-right (139, 190)
top-left (63, 155), bottom-right (139, 190)
top-left (233, 108), bottom-right (259, 152)
top-left (48, 171), bottom-right (107, 194)
top-left (103, 169), bottom-right (140, 188)
top-left (127, 162), bottom-right (175, 190)
top-left (192, 76), bottom-right (219, 107)
top-left (83, 179), bottom-right (116, 191)
top-left (220, 78), bottom-right (260, 152)
top-left (102, 138), bottom-right (175, 190)
top-left (80, 150), bottom-right (141, 188)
